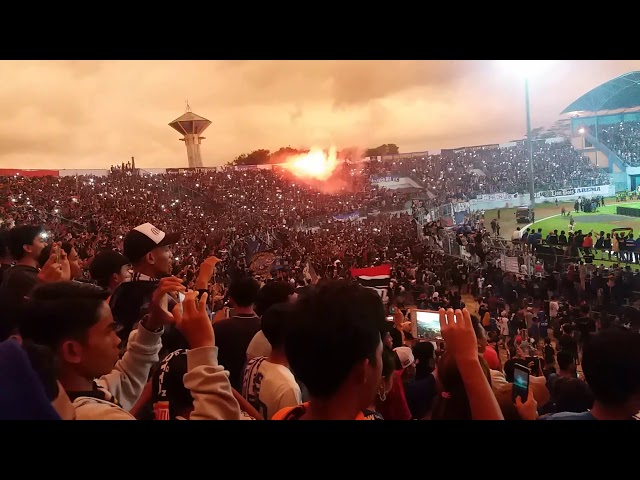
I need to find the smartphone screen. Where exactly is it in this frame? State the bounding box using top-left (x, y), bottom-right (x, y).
top-left (512, 364), bottom-right (530, 403)
top-left (178, 292), bottom-right (186, 303)
top-left (415, 310), bottom-right (441, 338)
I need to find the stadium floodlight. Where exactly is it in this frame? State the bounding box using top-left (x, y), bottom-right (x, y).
top-left (495, 60), bottom-right (558, 79)
top-left (495, 60), bottom-right (559, 217)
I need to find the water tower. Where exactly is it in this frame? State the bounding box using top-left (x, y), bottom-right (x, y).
top-left (169, 102), bottom-right (211, 168)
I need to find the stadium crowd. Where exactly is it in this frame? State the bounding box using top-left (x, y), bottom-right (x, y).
top-left (598, 121), bottom-right (640, 166)
top-left (1, 138), bottom-right (639, 422)
top-left (370, 140), bottom-right (609, 202)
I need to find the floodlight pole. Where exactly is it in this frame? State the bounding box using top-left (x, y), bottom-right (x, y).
top-left (525, 78), bottom-right (535, 218)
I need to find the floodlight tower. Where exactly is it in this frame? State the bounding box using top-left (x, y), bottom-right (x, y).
top-left (496, 61), bottom-right (558, 215)
top-left (169, 102), bottom-right (211, 168)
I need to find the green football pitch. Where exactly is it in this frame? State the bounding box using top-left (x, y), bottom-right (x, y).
top-left (530, 201), bottom-right (640, 236)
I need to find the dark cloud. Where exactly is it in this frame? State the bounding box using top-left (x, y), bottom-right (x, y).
top-left (0, 60), bottom-right (639, 169)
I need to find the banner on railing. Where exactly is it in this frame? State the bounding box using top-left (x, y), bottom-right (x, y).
top-left (452, 202), bottom-right (471, 213)
top-left (534, 184), bottom-right (609, 199)
top-left (371, 176), bottom-right (400, 184)
top-left (476, 193), bottom-right (518, 201)
top-left (501, 255), bottom-right (520, 274)
top-left (166, 167), bottom-right (218, 174)
top-left (333, 211), bottom-right (360, 222)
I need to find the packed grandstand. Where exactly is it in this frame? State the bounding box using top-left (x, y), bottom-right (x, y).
top-left (2, 70), bottom-right (640, 422)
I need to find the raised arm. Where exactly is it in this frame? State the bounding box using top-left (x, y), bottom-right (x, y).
top-left (439, 308), bottom-right (504, 420)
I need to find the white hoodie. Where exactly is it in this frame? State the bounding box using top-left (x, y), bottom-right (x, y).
top-left (72, 326), bottom-right (241, 420)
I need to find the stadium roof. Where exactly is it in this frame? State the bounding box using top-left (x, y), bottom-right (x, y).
top-left (561, 71), bottom-right (640, 114)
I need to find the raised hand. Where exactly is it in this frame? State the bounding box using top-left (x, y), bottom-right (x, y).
top-left (37, 250), bottom-right (64, 283)
top-left (195, 256), bottom-right (222, 289)
top-left (146, 276), bottom-right (186, 331)
top-left (58, 246), bottom-right (71, 281)
top-left (37, 242), bottom-right (71, 283)
top-left (439, 308), bottom-right (479, 365)
top-left (172, 291), bottom-right (214, 349)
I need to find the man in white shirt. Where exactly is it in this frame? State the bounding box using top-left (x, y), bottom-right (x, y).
top-left (549, 296), bottom-right (559, 332)
top-left (511, 227), bottom-right (522, 242)
top-left (242, 303), bottom-right (301, 419)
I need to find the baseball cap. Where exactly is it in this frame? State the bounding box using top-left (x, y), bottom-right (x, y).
top-left (123, 223), bottom-right (180, 264)
top-left (394, 346), bottom-right (415, 369)
top-left (89, 250), bottom-right (131, 286)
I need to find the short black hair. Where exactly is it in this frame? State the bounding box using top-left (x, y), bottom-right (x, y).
top-left (229, 277), bottom-right (261, 308)
top-left (261, 303), bottom-right (294, 350)
top-left (413, 341), bottom-right (435, 377)
top-left (554, 377), bottom-right (593, 414)
top-left (20, 282), bottom-right (110, 349)
top-left (285, 280), bottom-right (384, 399)
top-left (254, 281), bottom-right (295, 317)
top-left (556, 350), bottom-right (575, 371)
top-left (89, 249), bottom-right (131, 289)
top-left (8, 225), bottom-right (43, 261)
top-left (582, 329), bottom-right (640, 407)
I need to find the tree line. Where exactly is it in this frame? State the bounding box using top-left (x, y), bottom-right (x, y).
top-left (230, 144), bottom-right (400, 166)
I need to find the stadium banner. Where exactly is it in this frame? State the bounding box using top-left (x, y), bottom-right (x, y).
top-left (534, 184), bottom-right (610, 199)
top-left (371, 176), bottom-right (400, 184)
top-left (476, 193), bottom-right (518, 201)
top-left (350, 264), bottom-right (392, 304)
top-left (333, 211), bottom-right (360, 222)
top-left (451, 202), bottom-right (471, 213)
top-left (166, 167), bottom-right (217, 174)
top-left (0, 169), bottom-right (59, 177)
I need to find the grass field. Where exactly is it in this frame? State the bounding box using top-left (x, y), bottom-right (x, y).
top-left (531, 201), bottom-right (640, 237)
top-left (476, 199), bottom-right (640, 267)
top-left (478, 198), bottom-right (640, 239)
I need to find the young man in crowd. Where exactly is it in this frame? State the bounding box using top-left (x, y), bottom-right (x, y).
top-left (213, 276), bottom-right (262, 391)
top-left (1, 225), bottom-right (48, 303)
top-left (242, 303), bottom-right (302, 419)
top-left (109, 222), bottom-right (180, 345)
top-left (544, 328), bottom-right (640, 420)
top-left (88, 249), bottom-right (131, 296)
top-left (20, 281), bottom-right (241, 420)
top-left (272, 281), bottom-right (386, 420)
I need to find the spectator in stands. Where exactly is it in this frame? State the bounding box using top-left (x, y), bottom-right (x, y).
top-left (19, 280), bottom-right (181, 419)
top-left (246, 280), bottom-right (297, 360)
top-left (1, 225), bottom-right (48, 303)
top-left (88, 249), bottom-right (131, 294)
top-left (213, 276), bottom-right (261, 392)
top-left (109, 222), bottom-right (180, 348)
top-left (242, 303), bottom-right (301, 419)
top-left (272, 281), bottom-right (386, 420)
top-left (545, 329), bottom-right (640, 420)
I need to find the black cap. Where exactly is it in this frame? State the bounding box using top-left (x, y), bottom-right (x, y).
top-left (123, 223), bottom-right (180, 264)
top-left (89, 250), bottom-right (131, 286)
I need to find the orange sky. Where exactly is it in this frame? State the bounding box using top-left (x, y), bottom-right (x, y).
top-left (1, 60), bottom-right (639, 170)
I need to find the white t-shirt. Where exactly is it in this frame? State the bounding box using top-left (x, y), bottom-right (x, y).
top-left (498, 316), bottom-right (509, 336)
top-left (246, 330), bottom-right (272, 359)
top-left (242, 356), bottom-right (302, 420)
